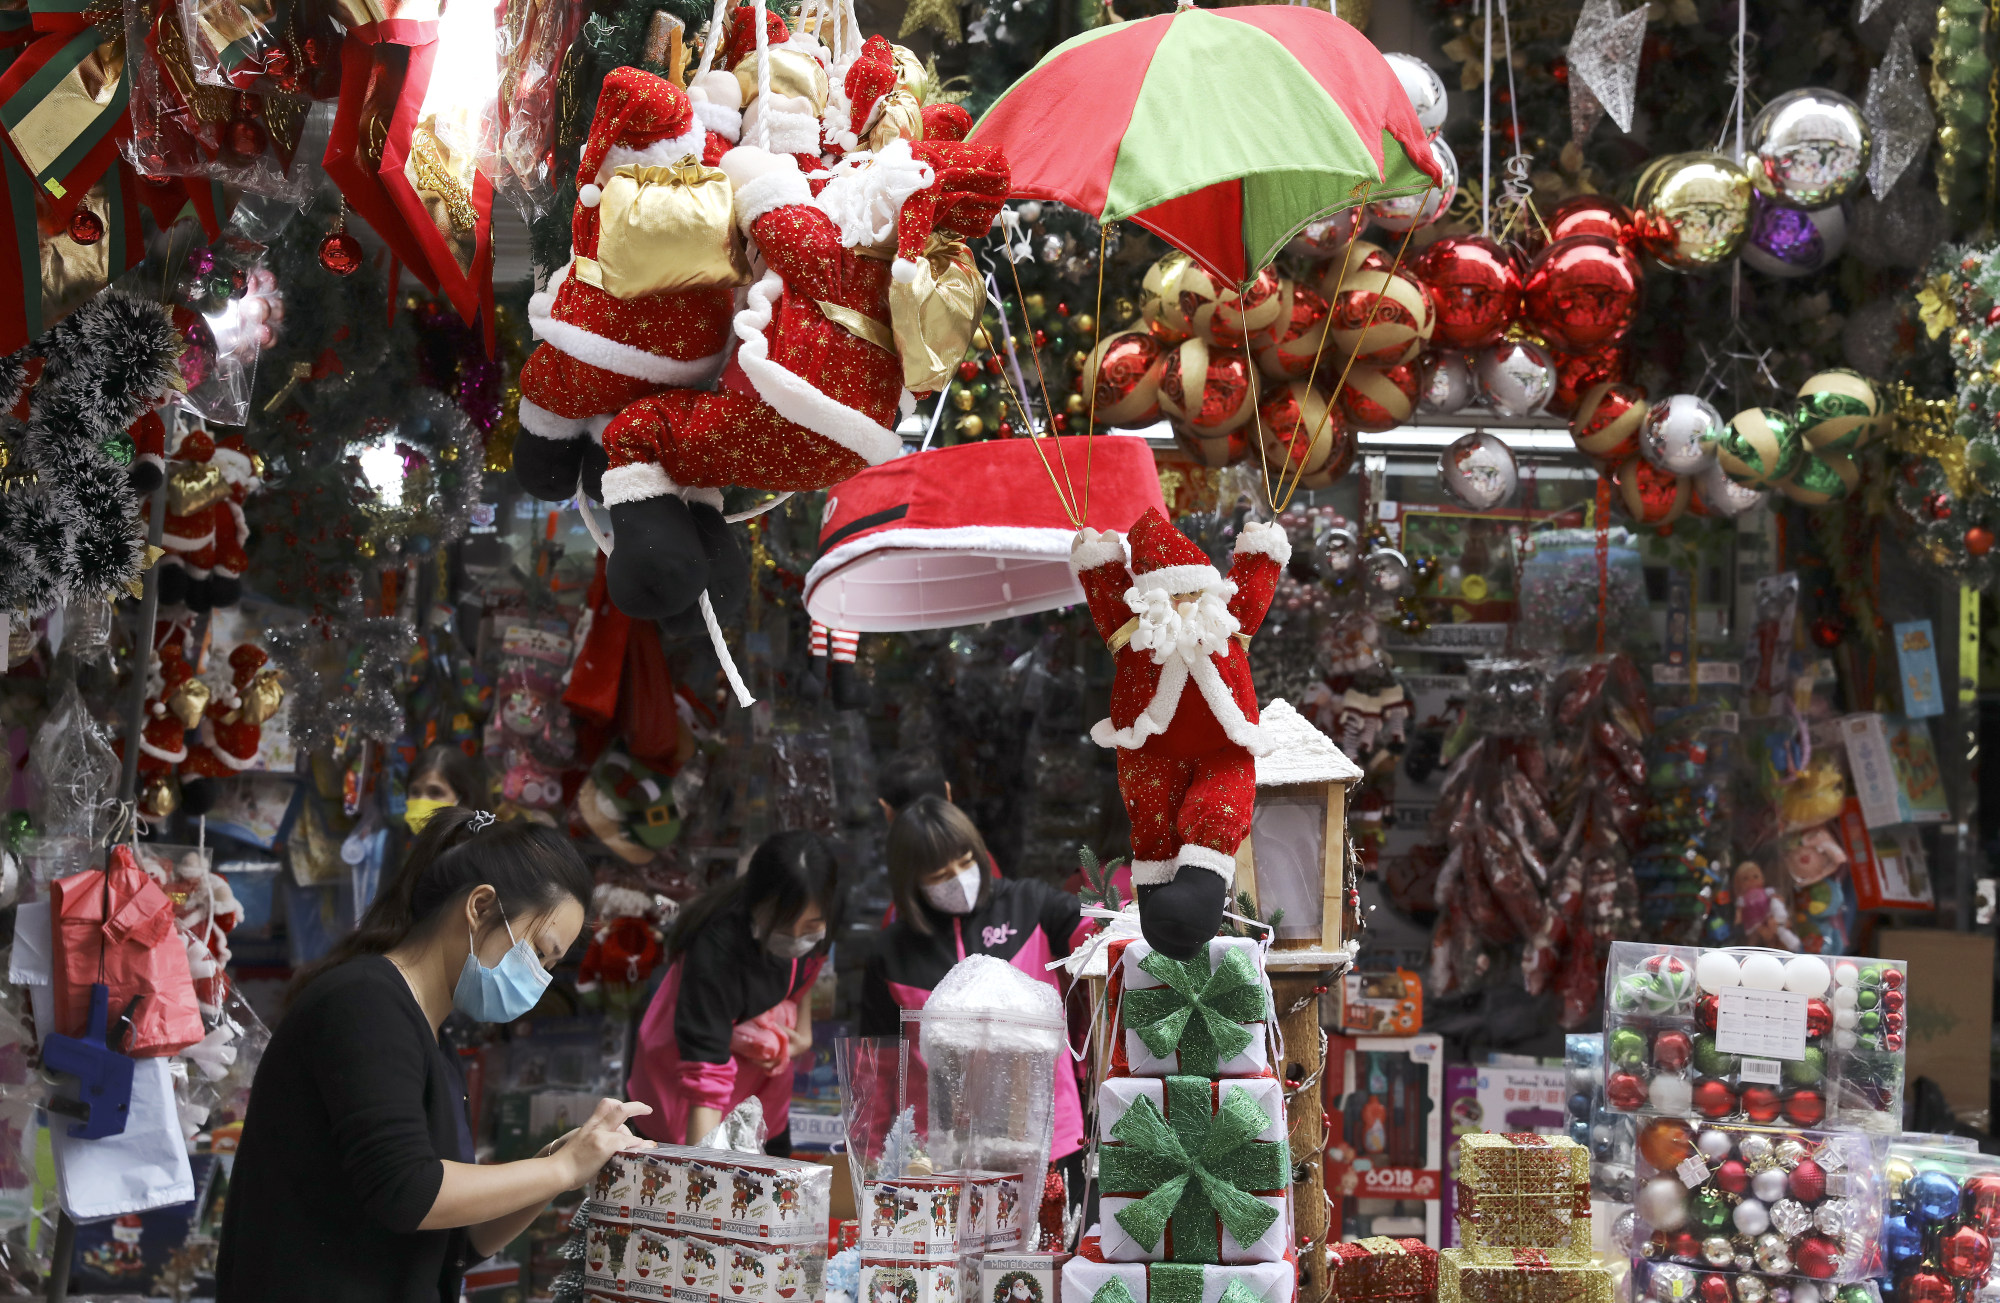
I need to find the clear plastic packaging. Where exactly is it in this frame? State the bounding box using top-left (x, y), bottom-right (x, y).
top-left (1881, 1139), bottom-right (2000, 1295)
top-left (172, 236), bottom-right (284, 425)
top-left (1565, 1032), bottom-right (1635, 1204)
top-left (1630, 1120), bottom-right (1881, 1280)
top-left (1634, 1260), bottom-right (1881, 1303)
top-left (1600, 942), bottom-right (1907, 1133)
top-left (484, 0), bottom-right (582, 219)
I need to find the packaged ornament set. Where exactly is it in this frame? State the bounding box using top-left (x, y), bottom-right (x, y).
top-left (1440, 1133), bottom-right (1615, 1303)
top-left (579, 1145), bottom-right (832, 1302)
top-left (1600, 944), bottom-right (1907, 1133)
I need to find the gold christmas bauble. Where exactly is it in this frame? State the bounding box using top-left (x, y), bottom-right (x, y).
top-left (1065, 392), bottom-right (1087, 415)
top-left (953, 388), bottom-right (977, 411)
top-left (1072, 313), bottom-right (1096, 337)
top-left (957, 414), bottom-right (985, 437)
top-left (1023, 293), bottom-right (1046, 318)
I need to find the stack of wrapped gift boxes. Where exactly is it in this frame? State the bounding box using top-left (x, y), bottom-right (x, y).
top-left (1442, 1133), bottom-right (1609, 1303)
top-left (573, 1144), bottom-right (832, 1302)
top-left (1062, 936), bottom-right (1297, 1303)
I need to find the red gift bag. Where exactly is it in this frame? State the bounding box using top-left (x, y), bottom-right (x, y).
top-left (50, 844), bottom-right (204, 1058)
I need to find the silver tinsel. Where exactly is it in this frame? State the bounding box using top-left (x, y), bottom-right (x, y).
top-left (264, 614), bottom-right (416, 759)
top-left (1568, 0), bottom-right (1648, 136)
top-left (1863, 22), bottom-right (1933, 197)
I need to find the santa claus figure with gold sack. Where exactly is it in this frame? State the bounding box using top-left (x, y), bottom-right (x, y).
top-left (596, 130), bottom-right (1005, 619)
top-left (1070, 508), bottom-right (1292, 957)
top-left (513, 67), bottom-right (741, 508)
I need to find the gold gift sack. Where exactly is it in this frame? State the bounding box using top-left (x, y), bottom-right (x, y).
top-left (577, 160), bottom-right (751, 299)
top-left (888, 234), bottom-right (983, 392)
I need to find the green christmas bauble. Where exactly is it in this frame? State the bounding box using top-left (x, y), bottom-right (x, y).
top-left (99, 433), bottom-right (134, 467)
top-left (1794, 369), bottom-right (1880, 454)
top-left (1691, 1033), bottom-right (1738, 1078)
top-left (1609, 1026), bottom-right (1648, 1069)
top-left (1776, 452), bottom-right (1858, 506)
top-left (1688, 1188), bottom-right (1731, 1234)
top-left (1859, 1009), bottom-right (1881, 1032)
top-left (1839, 1287), bottom-right (1877, 1303)
top-left (1717, 407), bottom-right (1801, 486)
top-left (1858, 988), bottom-right (1879, 1010)
top-left (1783, 1046), bottom-right (1826, 1087)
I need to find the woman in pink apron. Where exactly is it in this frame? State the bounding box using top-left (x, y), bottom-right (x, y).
top-left (628, 832), bottom-right (837, 1155)
top-left (857, 797), bottom-right (1088, 1195)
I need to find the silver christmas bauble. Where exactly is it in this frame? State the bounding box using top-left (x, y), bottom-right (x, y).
top-left (1775, 1140), bottom-right (1809, 1170)
top-left (1476, 338), bottom-right (1557, 416)
top-left (1319, 525), bottom-right (1360, 578)
top-left (1739, 1136), bottom-right (1775, 1165)
top-left (1736, 1198), bottom-right (1772, 1236)
top-left (1697, 458), bottom-right (1768, 517)
top-left (1813, 1199), bottom-right (1852, 1236)
top-left (1363, 547), bottom-right (1413, 599)
top-left (1637, 1176), bottom-right (1690, 1232)
top-left (1755, 1232), bottom-right (1793, 1274)
top-left (1641, 394), bottom-right (1724, 474)
top-left (1421, 350), bottom-right (1477, 414)
top-left (1703, 1236), bottom-right (1736, 1267)
top-left (1747, 88), bottom-right (1872, 208)
top-left (1439, 430), bottom-right (1518, 510)
top-left (1752, 1168), bottom-right (1790, 1203)
top-left (1384, 52), bottom-right (1449, 134)
top-left (1740, 196), bottom-right (1847, 279)
top-left (1697, 1131), bottom-right (1735, 1163)
top-left (1286, 208), bottom-right (1365, 261)
top-left (1736, 1275), bottom-right (1769, 1303)
top-left (1770, 1199), bottom-right (1813, 1238)
top-left (1372, 137), bottom-right (1456, 233)
top-left (1650, 1264), bottom-right (1697, 1301)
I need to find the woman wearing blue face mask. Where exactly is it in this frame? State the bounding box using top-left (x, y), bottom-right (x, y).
top-left (627, 831), bottom-right (838, 1154)
top-left (216, 809), bottom-right (648, 1303)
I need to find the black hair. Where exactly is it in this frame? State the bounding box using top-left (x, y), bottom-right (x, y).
top-left (886, 795), bottom-right (991, 935)
top-left (878, 749), bottom-right (948, 814)
top-left (666, 830), bottom-right (839, 959)
top-left (411, 744), bottom-right (488, 808)
top-left (288, 808), bottom-right (592, 1003)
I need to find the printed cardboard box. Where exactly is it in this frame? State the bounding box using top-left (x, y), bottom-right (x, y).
top-left (945, 1171), bottom-right (1028, 1251)
top-left (862, 1176), bottom-right (970, 1261)
top-left (859, 1259), bottom-right (973, 1303)
top-left (583, 1146), bottom-right (831, 1246)
top-left (979, 1254), bottom-right (1066, 1303)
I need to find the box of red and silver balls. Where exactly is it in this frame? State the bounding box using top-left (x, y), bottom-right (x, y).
top-left (1598, 943), bottom-right (1906, 1133)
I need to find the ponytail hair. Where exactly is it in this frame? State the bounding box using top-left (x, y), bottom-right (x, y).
top-left (288, 808), bottom-right (593, 1004)
top-left (666, 830), bottom-right (839, 960)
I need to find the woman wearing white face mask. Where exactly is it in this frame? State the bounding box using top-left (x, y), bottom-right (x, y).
top-left (859, 796), bottom-right (1089, 1178)
top-left (628, 831), bottom-right (837, 1154)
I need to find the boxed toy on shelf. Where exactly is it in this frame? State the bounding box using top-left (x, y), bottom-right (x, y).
top-left (1600, 944), bottom-right (1906, 1133)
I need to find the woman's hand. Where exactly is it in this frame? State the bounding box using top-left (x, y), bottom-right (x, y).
top-left (552, 1098), bottom-right (654, 1189)
top-left (786, 1009), bottom-right (812, 1061)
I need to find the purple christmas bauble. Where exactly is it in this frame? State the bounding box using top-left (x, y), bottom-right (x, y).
top-left (1740, 195), bottom-right (1845, 279)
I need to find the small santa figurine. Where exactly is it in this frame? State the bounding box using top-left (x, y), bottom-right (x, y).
top-left (1069, 508), bottom-right (1291, 957)
top-left (182, 643), bottom-right (284, 814)
top-left (513, 67), bottom-right (739, 507)
top-left (597, 133), bottom-right (1007, 618)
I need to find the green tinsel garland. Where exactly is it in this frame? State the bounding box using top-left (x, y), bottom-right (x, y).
top-left (1931, 0), bottom-right (1995, 232)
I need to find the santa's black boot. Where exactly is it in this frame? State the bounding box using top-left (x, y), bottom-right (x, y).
top-left (580, 442), bottom-right (609, 504)
top-left (688, 500), bottom-right (748, 619)
top-left (606, 496), bottom-right (709, 620)
top-left (156, 561), bottom-right (189, 608)
top-left (512, 432), bottom-right (589, 502)
top-left (1136, 867), bottom-right (1229, 960)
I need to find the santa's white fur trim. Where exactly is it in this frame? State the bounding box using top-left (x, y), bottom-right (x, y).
top-left (681, 486), bottom-right (725, 511)
top-left (1130, 858), bottom-right (1175, 886)
top-left (530, 262), bottom-right (733, 385)
top-left (161, 528), bottom-right (216, 551)
top-left (600, 128), bottom-right (707, 184)
top-left (692, 100), bottom-right (742, 141)
top-left (517, 397), bottom-right (589, 441)
top-left (579, 183), bottom-right (602, 208)
top-left (1186, 656), bottom-right (1272, 754)
top-left (140, 738), bottom-right (188, 764)
top-left (732, 269), bottom-right (902, 467)
top-left (734, 168), bottom-right (812, 229)
top-left (892, 257), bottom-right (922, 283)
top-left (1070, 528), bottom-right (1129, 574)
top-left (1233, 519), bottom-right (1292, 565)
top-left (1132, 562), bottom-right (1223, 595)
top-left (602, 463), bottom-right (676, 506)
top-left (690, 69), bottom-right (743, 110)
top-left (1089, 649), bottom-right (1270, 755)
top-left (744, 97), bottom-right (822, 154)
top-left (813, 138), bottom-right (933, 250)
top-left (1174, 842), bottom-right (1237, 884)
top-left (804, 523), bottom-right (1085, 614)
top-left (899, 389), bottom-right (916, 418)
top-left (585, 414), bottom-right (614, 444)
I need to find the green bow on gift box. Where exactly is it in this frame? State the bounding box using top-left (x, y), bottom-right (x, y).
top-left (1098, 1076), bottom-right (1290, 1263)
top-left (1090, 1266), bottom-right (1270, 1303)
top-left (1122, 946), bottom-right (1267, 1076)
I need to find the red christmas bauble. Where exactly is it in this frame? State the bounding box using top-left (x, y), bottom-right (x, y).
top-left (1606, 1071), bottom-right (1648, 1110)
top-left (1548, 344), bottom-right (1628, 416)
top-left (1696, 992), bottom-right (1718, 1031)
top-left (1963, 1173), bottom-right (2000, 1233)
top-left (1904, 1271), bottom-right (1955, 1303)
top-left (1788, 1158), bottom-right (1826, 1202)
top-left (1671, 1233), bottom-right (1702, 1261)
top-left (1793, 1236), bottom-right (1842, 1280)
top-left (1337, 361), bottom-right (1421, 432)
top-left (1697, 1275), bottom-right (1731, 1303)
top-left (957, 360), bottom-right (980, 382)
top-left (1969, 526), bottom-right (1995, 556)
top-left (1253, 282), bottom-right (1330, 379)
top-left (1885, 1010), bottom-right (1905, 1033)
top-left (1805, 998), bottom-right (1832, 1037)
top-left (1713, 1159), bottom-right (1748, 1194)
top-left (1740, 1084), bottom-right (1781, 1123)
top-left (1159, 343), bottom-right (1254, 436)
top-left (1653, 1029), bottom-right (1692, 1070)
top-left (1569, 380), bottom-right (1647, 466)
top-left (1084, 330), bottom-right (1167, 426)
top-left (1523, 235), bottom-right (1642, 355)
top-left (225, 116), bottom-right (268, 160)
top-left (1615, 459), bottom-right (1691, 528)
top-left (66, 208), bottom-right (104, 245)
top-left (1884, 967), bottom-right (1905, 989)
top-left (1886, 1032), bottom-right (1905, 1051)
top-left (1546, 195), bottom-right (1635, 246)
top-left (1927, 491), bottom-right (1954, 520)
top-left (1885, 988), bottom-right (1906, 1012)
top-left (1781, 1088), bottom-right (1825, 1126)
top-left (318, 231), bottom-right (363, 276)
top-left (1691, 1078), bottom-right (1738, 1120)
top-left (1256, 381), bottom-right (1351, 481)
top-left (1809, 618), bottom-right (1844, 649)
top-left (1941, 1226), bottom-right (1994, 1280)
top-left (1326, 270), bottom-right (1434, 366)
top-left (1415, 234), bottom-right (1522, 351)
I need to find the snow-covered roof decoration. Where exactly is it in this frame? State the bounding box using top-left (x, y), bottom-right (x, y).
top-left (1254, 698), bottom-right (1363, 787)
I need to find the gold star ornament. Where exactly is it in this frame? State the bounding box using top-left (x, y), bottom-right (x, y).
top-left (898, 0), bottom-right (960, 46)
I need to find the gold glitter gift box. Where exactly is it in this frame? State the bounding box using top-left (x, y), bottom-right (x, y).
top-left (1438, 1250), bottom-right (1614, 1303)
top-left (1451, 1133), bottom-right (1592, 1263)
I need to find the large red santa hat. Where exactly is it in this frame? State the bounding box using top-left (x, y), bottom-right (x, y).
top-left (574, 67), bottom-right (706, 209)
top-left (892, 140), bottom-right (1009, 281)
top-left (825, 35), bottom-right (897, 151)
top-left (921, 103), bottom-right (973, 142)
top-left (1125, 506), bottom-right (1225, 596)
top-left (721, 4), bottom-right (791, 68)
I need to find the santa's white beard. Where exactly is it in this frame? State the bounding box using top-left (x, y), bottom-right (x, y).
top-left (1124, 581), bottom-right (1239, 665)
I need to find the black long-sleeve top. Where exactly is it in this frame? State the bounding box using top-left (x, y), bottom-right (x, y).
top-left (857, 875), bottom-right (1083, 1036)
top-left (215, 955), bottom-right (473, 1302)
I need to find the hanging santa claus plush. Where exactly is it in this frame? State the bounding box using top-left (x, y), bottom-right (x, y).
top-left (1070, 508), bottom-right (1292, 958)
top-left (513, 67), bottom-right (739, 509)
top-left (597, 134), bottom-right (1007, 619)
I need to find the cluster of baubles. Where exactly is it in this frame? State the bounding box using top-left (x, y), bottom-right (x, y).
top-left (1880, 1155), bottom-right (2000, 1302)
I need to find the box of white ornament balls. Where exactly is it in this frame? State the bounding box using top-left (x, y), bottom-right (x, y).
top-left (1599, 943), bottom-right (1906, 1133)
top-left (1630, 1121), bottom-right (1882, 1281)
